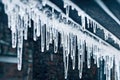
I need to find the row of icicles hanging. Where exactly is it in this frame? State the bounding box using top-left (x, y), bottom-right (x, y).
top-left (2, 0), bottom-right (120, 80)
top-left (63, 0), bottom-right (120, 47)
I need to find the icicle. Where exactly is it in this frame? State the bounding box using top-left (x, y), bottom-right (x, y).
top-left (33, 12), bottom-right (37, 41)
top-left (66, 5), bottom-right (70, 22)
top-left (49, 27), bottom-right (53, 44)
top-left (8, 13), bottom-right (11, 28)
top-left (104, 56), bottom-right (107, 75)
top-left (17, 26), bottom-right (23, 71)
top-left (40, 10), bottom-right (48, 52)
top-left (81, 14), bottom-right (85, 30)
top-left (11, 12), bottom-right (17, 48)
top-left (115, 58), bottom-right (120, 80)
top-left (28, 9), bottom-right (32, 28)
top-left (42, 0), bottom-right (47, 6)
top-left (106, 56), bottom-right (111, 80)
top-left (11, 28), bottom-right (17, 48)
top-left (52, 8), bottom-right (55, 31)
top-left (104, 30), bottom-right (108, 40)
top-left (61, 31), bottom-right (64, 47)
top-left (33, 21), bottom-right (37, 41)
top-left (67, 33), bottom-right (70, 58)
top-left (78, 39), bottom-right (84, 79)
top-left (36, 15), bottom-right (41, 37)
top-left (78, 12), bottom-right (81, 16)
top-left (23, 13), bottom-right (29, 40)
top-left (71, 6), bottom-right (75, 10)
top-left (93, 22), bottom-right (96, 33)
top-left (70, 34), bottom-right (77, 70)
top-left (110, 56), bottom-right (113, 69)
top-left (46, 19), bottom-right (50, 51)
top-left (41, 24), bottom-right (45, 52)
top-left (93, 45), bottom-right (97, 64)
top-left (63, 46), bottom-right (69, 79)
top-left (17, 46), bottom-right (23, 71)
top-left (70, 33), bottom-right (73, 60)
top-left (87, 18), bottom-right (90, 28)
top-left (48, 8), bottom-right (54, 45)
top-left (64, 2), bottom-right (67, 8)
top-left (70, 34), bottom-right (76, 70)
top-left (97, 48), bottom-right (100, 68)
top-left (62, 32), bottom-right (70, 79)
top-left (46, 29), bottom-right (50, 50)
top-left (64, 34), bottom-right (68, 54)
top-left (54, 30), bottom-right (58, 53)
top-left (72, 35), bottom-right (76, 70)
top-left (24, 23), bottom-right (28, 40)
top-left (86, 46), bottom-right (91, 68)
top-left (89, 20), bottom-right (92, 28)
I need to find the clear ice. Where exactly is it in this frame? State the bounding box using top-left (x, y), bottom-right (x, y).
top-left (2, 0), bottom-right (120, 80)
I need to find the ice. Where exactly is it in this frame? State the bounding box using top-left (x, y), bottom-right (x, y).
top-left (77, 39), bottom-right (84, 79)
top-left (72, 35), bottom-right (76, 70)
top-left (93, 22), bottom-right (96, 33)
top-left (23, 13), bottom-right (29, 40)
top-left (86, 46), bottom-right (92, 68)
top-left (81, 14), bottom-right (85, 30)
top-left (2, 0), bottom-right (120, 80)
top-left (17, 26), bottom-right (24, 71)
top-left (41, 24), bottom-right (45, 52)
top-left (63, 44), bottom-right (69, 79)
top-left (78, 12), bottom-right (81, 16)
top-left (46, 20), bottom-right (50, 51)
top-left (71, 6), bottom-right (75, 10)
top-left (66, 5), bottom-right (70, 22)
top-left (12, 29), bottom-right (17, 48)
top-left (8, 13), bottom-right (11, 28)
top-left (70, 34), bottom-right (76, 70)
top-left (54, 30), bottom-right (58, 53)
top-left (17, 46), bottom-right (23, 71)
top-left (104, 30), bottom-right (109, 40)
top-left (33, 21), bottom-right (37, 41)
top-left (28, 11), bottom-right (32, 28)
top-left (42, 0), bottom-right (47, 6)
top-left (90, 20), bottom-right (93, 28)
top-left (36, 16), bottom-right (41, 37)
top-left (63, 2), bottom-right (67, 8)
top-left (70, 33), bottom-right (74, 60)
top-left (24, 22), bottom-right (28, 40)
top-left (104, 57), bottom-right (107, 75)
top-left (49, 27), bottom-right (53, 44)
top-left (11, 13), bottom-right (17, 48)
top-left (87, 18), bottom-right (90, 28)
